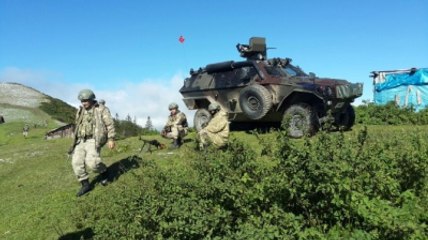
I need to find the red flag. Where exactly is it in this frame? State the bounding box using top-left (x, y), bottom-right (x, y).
top-left (179, 35), bottom-right (185, 43)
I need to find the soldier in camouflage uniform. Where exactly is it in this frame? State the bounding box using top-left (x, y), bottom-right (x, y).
top-left (70, 89), bottom-right (116, 197)
top-left (161, 102), bottom-right (188, 148)
top-left (198, 102), bottom-right (229, 149)
top-left (22, 124), bottom-right (29, 138)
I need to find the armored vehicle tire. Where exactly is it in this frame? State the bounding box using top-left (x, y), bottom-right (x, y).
top-left (283, 103), bottom-right (319, 138)
top-left (239, 85), bottom-right (273, 120)
top-left (194, 108), bottom-right (212, 132)
top-left (336, 104), bottom-right (355, 131)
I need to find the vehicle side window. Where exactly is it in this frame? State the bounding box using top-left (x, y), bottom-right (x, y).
top-left (282, 65), bottom-right (307, 77)
top-left (214, 70), bottom-right (235, 88)
top-left (211, 66), bottom-right (258, 88)
top-left (231, 67), bottom-right (257, 86)
top-left (284, 66), bottom-right (298, 77)
top-left (265, 66), bottom-right (286, 77)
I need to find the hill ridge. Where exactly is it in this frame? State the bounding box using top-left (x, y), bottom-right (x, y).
top-left (0, 82), bottom-right (49, 108)
top-left (0, 82), bottom-right (76, 124)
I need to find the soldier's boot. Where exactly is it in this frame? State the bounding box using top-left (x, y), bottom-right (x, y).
top-left (177, 137), bottom-right (183, 147)
top-left (76, 179), bottom-right (92, 197)
top-left (100, 170), bottom-right (109, 186)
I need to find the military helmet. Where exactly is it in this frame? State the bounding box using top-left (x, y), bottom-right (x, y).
top-left (168, 102), bottom-right (179, 110)
top-left (98, 99), bottom-right (106, 105)
top-left (208, 102), bottom-right (220, 111)
top-left (78, 89), bottom-right (96, 101)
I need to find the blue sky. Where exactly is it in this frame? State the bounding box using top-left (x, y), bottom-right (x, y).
top-left (1, 0), bottom-right (427, 128)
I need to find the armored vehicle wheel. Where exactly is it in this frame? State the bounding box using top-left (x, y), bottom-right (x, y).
top-left (194, 108), bottom-right (212, 132)
top-left (239, 85), bottom-right (273, 120)
top-left (336, 104), bottom-right (355, 131)
top-left (283, 103), bottom-right (319, 138)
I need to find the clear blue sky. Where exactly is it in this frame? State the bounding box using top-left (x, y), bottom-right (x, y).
top-left (1, 0), bottom-right (427, 127)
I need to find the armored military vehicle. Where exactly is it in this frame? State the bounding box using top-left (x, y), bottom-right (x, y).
top-left (179, 37), bottom-right (363, 138)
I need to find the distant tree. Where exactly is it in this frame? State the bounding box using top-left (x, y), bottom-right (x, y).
top-left (115, 113), bottom-right (119, 120)
top-left (133, 116), bottom-right (137, 125)
top-left (126, 114), bottom-right (132, 122)
top-left (113, 118), bottom-right (144, 139)
top-left (145, 116), bottom-right (153, 131)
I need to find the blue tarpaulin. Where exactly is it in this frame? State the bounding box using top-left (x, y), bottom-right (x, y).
top-left (374, 68), bottom-right (428, 111)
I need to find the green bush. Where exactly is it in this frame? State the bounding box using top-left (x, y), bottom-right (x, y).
top-left (73, 128), bottom-right (428, 239)
top-left (355, 101), bottom-right (428, 125)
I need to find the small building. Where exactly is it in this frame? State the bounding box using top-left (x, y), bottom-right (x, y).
top-left (371, 68), bottom-right (428, 111)
top-left (45, 124), bottom-right (75, 140)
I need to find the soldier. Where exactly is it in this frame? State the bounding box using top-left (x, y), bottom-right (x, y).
top-left (161, 102), bottom-right (188, 148)
top-left (98, 99), bottom-right (106, 106)
top-left (69, 89), bottom-right (116, 197)
top-left (198, 102), bottom-right (229, 149)
top-left (22, 124), bottom-right (29, 138)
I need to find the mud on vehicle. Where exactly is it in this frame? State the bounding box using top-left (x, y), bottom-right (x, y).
top-left (179, 37), bottom-right (363, 138)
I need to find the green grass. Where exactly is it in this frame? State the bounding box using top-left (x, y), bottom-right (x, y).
top-left (0, 121), bottom-right (206, 239)
top-left (0, 103), bottom-right (52, 125)
top-left (0, 122), bottom-right (426, 239)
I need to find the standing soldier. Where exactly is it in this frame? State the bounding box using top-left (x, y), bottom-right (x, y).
top-left (22, 124), bottom-right (29, 138)
top-left (161, 102), bottom-right (188, 148)
top-left (69, 89), bottom-right (116, 197)
top-left (198, 102), bottom-right (229, 149)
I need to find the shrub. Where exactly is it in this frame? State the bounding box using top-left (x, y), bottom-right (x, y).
top-left (73, 128), bottom-right (428, 239)
top-left (355, 101), bottom-right (428, 125)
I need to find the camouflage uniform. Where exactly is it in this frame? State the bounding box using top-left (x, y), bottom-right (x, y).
top-left (162, 110), bottom-right (188, 140)
top-left (198, 109), bottom-right (229, 148)
top-left (71, 103), bottom-right (115, 182)
top-left (22, 124), bottom-right (29, 138)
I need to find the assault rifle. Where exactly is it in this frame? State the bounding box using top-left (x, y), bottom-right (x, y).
top-left (68, 136), bottom-right (78, 155)
top-left (138, 136), bottom-right (166, 153)
top-left (67, 108), bottom-right (83, 159)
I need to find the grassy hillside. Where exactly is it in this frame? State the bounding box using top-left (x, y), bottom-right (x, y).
top-left (0, 82), bottom-right (77, 125)
top-left (39, 96), bottom-right (77, 124)
top-left (0, 103), bottom-right (52, 126)
top-left (0, 122), bottom-right (427, 239)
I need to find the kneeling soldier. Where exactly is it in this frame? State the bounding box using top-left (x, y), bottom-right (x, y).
top-left (161, 103), bottom-right (188, 148)
top-left (198, 102), bottom-right (229, 149)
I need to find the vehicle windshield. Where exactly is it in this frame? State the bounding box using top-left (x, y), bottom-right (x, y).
top-left (265, 66), bottom-right (287, 77)
top-left (282, 65), bottom-right (307, 77)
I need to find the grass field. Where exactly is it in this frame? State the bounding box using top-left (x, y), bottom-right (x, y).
top-left (0, 103), bottom-right (52, 125)
top-left (0, 122), bottom-right (427, 239)
top-left (1, 122), bottom-right (215, 239)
